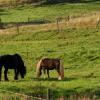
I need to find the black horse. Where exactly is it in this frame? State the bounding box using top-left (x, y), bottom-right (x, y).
top-left (0, 54), bottom-right (26, 81)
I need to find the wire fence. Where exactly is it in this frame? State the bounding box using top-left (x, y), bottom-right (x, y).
top-left (0, 13), bottom-right (100, 35)
top-left (1, 89), bottom-right (54, 100)
top-left (0, 88), bottom-right (99, 100)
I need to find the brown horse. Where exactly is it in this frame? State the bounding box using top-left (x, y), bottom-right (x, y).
top-left (36, 58), bottom-right (64, 80)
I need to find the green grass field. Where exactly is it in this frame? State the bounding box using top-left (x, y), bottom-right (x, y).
top-left (0, 27), bottom-right (100, 97)
top-left (0, 0), bottom-right (100, 98)
top-left (0, 1), bottom-right (100, 22)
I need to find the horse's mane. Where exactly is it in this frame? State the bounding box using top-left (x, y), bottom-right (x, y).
top-left (14, 54), bottom-right (24, 64)
top-left (36, 58), bottom-right (43, 77)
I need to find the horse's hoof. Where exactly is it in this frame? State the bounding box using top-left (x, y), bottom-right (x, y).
top-left (58, 77), bottom-right (62, 80)
top-left (5, 79), bottom-right (9, 81)
top-left (14, 78), bottom-right (18, 80)
top-left (14, 77), bottom-right (18, 80)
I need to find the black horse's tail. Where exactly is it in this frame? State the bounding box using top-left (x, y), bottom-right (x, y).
top-left (0, 56), bottom-right (3, 81)
top-left (14, 54), bottom-right (26, 78)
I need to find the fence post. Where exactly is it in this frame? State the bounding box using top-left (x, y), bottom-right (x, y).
top-left (96, 18), bottom-right (100, 28)
top-left (26, 52), bottom-right (30, 60)
top-left (0, 17), bottom-right (1, 23)
top-left (0, 17), bottom-right (1, 28)
top-left (28, 17), bottom-right (30, 22)
top-left (0, 17), bottom-right (4, 29)
top-left (67, 15), bottom-right (70, 21)
top-left (56, 18), bottom-right (60, 33)
top-left (16, 23), bottom-right (20, 34)
top-left (47, 89), bottom-right (51, 100)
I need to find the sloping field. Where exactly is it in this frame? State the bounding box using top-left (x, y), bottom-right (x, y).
top-left (0, 0), bottom-right (12, 2)
top-left (0, 1), bottom-right (100, 23)
top-left (0, 26), bottom-right (100, 96)
top-left (0, 12), bottom-right (100, 35)
top-left (0, 0), bottom-right (16, 6)
top-left (0, 0), bottom-right (32, 6)
top-left (0, 0), bottom-right (100, 98)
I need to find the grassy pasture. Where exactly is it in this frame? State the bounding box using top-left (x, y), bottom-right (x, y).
top-left (0, 0), bottom-right (100, 98)
top-left (0, 26), bottom-right (100, 97)
top-left (0, 1), bottom-right (100, 23)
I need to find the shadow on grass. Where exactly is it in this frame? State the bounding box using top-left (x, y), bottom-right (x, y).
top-left (31, 77), bottom-right (77, 82)
top-left (0, 8), bottom-right (10, 16)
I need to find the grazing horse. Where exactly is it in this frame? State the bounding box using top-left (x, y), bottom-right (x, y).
top-left (0, 54), bottom-right (26, 81)
top-left (36, 58), bottom-right (64, 80)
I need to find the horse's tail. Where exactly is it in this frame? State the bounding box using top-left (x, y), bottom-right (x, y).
top-left (0, 56), bottom-right (3, 81)
top-left (36, 59), bottom-right (42, 78)
top-left (0, 56), bottom-right (4, 71)
top-left (59, 59), bottom-right (64, 80)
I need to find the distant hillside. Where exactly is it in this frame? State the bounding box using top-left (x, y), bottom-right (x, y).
top-left (0, 0), bottom-right (100, 7)
top-left (0, 0), bottom-right (41, 6)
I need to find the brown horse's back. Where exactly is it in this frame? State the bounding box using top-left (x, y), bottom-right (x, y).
top-left (40, 58), bottom-right (60, 70)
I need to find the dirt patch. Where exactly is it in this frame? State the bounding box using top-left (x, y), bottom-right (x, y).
top-left (0, 30), bottom-right (3, 34)
top-left (0, 29), bottom-right (12, 35)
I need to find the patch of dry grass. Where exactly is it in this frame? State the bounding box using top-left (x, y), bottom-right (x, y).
top-left (66, 12), bottom-right (100, 28)
top-left (0, 0), bottom-right (16, 6)
top-left (0, 0), bottom-right (39, 6)
top-left (0, 0), bottom-right (25, 6)
top-left (0, 13), bottom-right (100, 35)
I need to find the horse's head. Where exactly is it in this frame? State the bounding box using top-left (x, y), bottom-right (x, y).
top-left (14, 54), bottom-right (26, 79)
top-left (20, 66), bottom-right (26, 78)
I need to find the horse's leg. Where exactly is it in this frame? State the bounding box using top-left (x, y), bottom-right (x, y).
top-left (14, 69), bottom-right (19, 80)
top-left (43, 68), bottom-right (46, 79)
top-left (14, 69), bottom-right (17, 80)
top-left (0, 67), bottom-right (2, 81)
top-left (47, 69), bottom-right (50, 78)
top-left (4, 68), bottom-right (9, 81)
top-left (57, 69), bottom-right (62, 80)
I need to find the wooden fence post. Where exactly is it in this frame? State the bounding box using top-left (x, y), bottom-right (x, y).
top-left (0, 17), bottom-right (1, 23)
top-left (47, 89), bottom-right (51, 100)
top-left (16, 23), bottom-right (20, 34)
top-left (57, 18), bottom-right (60, 33)
top-left (26, 52), bottom-right (30, 60)
top-left (67, 15), bottom-right (70, 21)
top-left (28, 17), bottom-right (30, 22)
top-left (96, 18), bottom-right (100, 28)
top-left (56, 17), bottom-right (62, 33)
top-left (0, 17), bottom-right (4, 29)
top-left (0, 17), bottom-right (1, 28)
